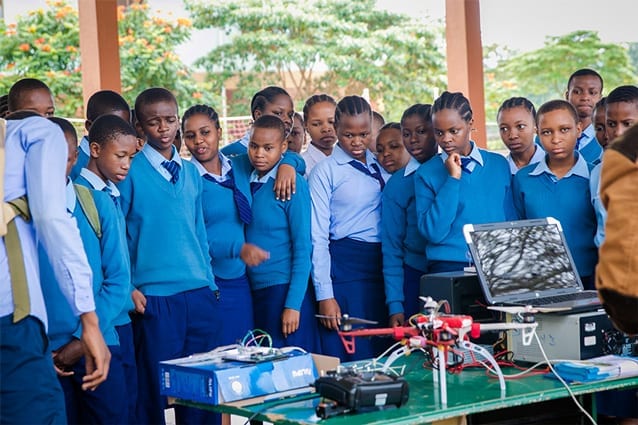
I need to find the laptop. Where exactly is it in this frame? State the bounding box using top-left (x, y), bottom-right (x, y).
top-left (463, 217), bottom-right (601, 313)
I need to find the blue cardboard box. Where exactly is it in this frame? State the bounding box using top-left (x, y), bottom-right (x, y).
top-left (160, 350), bottom-right (332, 405)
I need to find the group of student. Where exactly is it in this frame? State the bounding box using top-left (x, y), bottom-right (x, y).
top-left (1, 67), bottom-right (637, 425)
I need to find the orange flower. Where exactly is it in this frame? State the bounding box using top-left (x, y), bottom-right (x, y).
top-left (34, 37), bottom-right (45, 45)
top-left (163, 26), bottom-right (172, 34)
top-left (177, 17), bottom-right (191, 28)
top-left (18, 43), bottom-right (30, 52)
top-left (65, 45), bottom-right (77, 53)
top-left (192, 92), bottom-right (202, 99)
top-left (7, 62), bottom-right (15, 70)
top-left (41, 44), bottom-right (52, 52)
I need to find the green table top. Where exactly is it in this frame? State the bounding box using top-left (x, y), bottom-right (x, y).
top-left (175, 355), bottom-right (638, 425)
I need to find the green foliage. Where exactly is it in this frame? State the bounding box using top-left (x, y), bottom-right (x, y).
top-left (185, 0), bottom-right (446, 120)
top-left (0, 0), bottom-right (218, 118)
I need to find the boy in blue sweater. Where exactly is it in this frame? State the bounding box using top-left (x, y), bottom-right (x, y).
top-left (241, 115), bottom-right (318, 351)
top-left (74, 114), bottom-right (139, 424)
top-left (512, 100), bottom-right (597, 289)
top-left (71, 90), bottom-right (132, 180)
top-left (118, 88), bottom-right (222, 425)
top-left (42, 117), bottom-right (129, 425)
top-left (415, 91), bottom-right (516, 273)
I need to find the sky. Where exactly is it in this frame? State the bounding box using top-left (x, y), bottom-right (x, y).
top-left (4, 0), bottom-right (638, 65)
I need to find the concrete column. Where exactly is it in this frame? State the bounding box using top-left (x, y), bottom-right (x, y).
top-left (445, 0), bottom-right (487, 148)
top-left (78, 0), bottom-right (121, 111)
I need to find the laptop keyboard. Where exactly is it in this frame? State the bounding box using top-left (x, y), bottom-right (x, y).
top-left (521, 291), bottom-right (597, 306)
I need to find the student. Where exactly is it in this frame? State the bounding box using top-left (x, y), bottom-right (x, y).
top-left (368, 110), bottom-right (385, 153)
top-left (119, 87), bottom-right (222, 425)
top-left (309, 95), bottom-right (389, 361)
top-left (7, 77), bottom-right (55, 117)
top-left (73, 114), bottom-right (139, 424)
top-left (71, 90), bottom-right (132, 180)
top-left (222, 86), bottom-right (294, 157)
top-left (565, 68), bottom-right (604, 164)
top-left (42, 117), bottom-right (129, 425)
top-left (497, 97), bottom-right (545, 174)
top-left (383, 104), bottom-right (437, 327)
top-left (415, 91), bottom-right (515, 273)
top-left (240, 115), bottom-right (318, 350)
top-left (512, 100), bottom-right (597, 289)
top-left (376, 122), bottom-right (411, 174)
top-left (302, 94), bottom-right (337, 175)
top-left (287, 112), bottom-right (306, 153)
top-left (593, 97), bottom-right (608, 149)
top-left (181, 104), bottom-right (269, 345)
top-left (1, 112), bottom-right (109, 424)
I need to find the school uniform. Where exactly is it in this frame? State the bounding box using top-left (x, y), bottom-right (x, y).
top-left (577, 123), bottom-right (603, 165)
top-left (75, 167), bottom-right (138, 424)
top-left (118, 143), bottom-right (222, 425)
top-left (309, 143), bottom-right (389, 361)
top-left (512, 153), bottom-right (597, 288)
top-left (220, 130), bottom-right (251, 157)
top-left (302, 142), bottom-right (329, 177)
top-left (191, 154), bottom-right (254, 345)
top-left (382, 157), bottom-right (427, 319)
top-left (1, 116), bottom-right (95, 425)
top-left (415, 142), bottom-right (516, 273)
top-left (506, 144), bottom-right (545, 175)
top-left (42, 180), bottom-right (129, 425)
top-left (70, 135), bottom-right (90, 180)
top-left (589, 162), bottom-right (606, 248)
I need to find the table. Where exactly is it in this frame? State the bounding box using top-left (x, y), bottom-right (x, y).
top-left (173, 356), bottom-right (638, 424)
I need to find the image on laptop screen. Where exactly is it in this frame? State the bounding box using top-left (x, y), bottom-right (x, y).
top-left (467, 219), bottom-right (581, 300)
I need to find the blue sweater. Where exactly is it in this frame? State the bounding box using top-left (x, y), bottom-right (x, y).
top-left (382, 160), bottom-right (427, 316)
top-left (75, 174), bottom-right (133, 327)
top-left (242, 165), bottom-right (311, 312)
top-left (70, 148), bottom-right (90, 181)
top-left (118, 154), bottom-right (216, 295)
top-left (580, 138), bottom-right (603, 165)
top-left (42, 187), bottom-right (129, 350)
top-left (415, 150), bottom-right (516, 263)
top-left (220, 139), bottom-right (248, 158)
top-left (512, 155), bottom-right (598, 277)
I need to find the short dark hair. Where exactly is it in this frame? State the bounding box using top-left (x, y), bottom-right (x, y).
top-left (252, 115), bottom-right (286, 141)
top-left (181, 104), bottom-right (220, 130)
top-left (134, 87), bottom-right (178, 121)
top-left (303, 94), bottom-right (336, 119)
top-left (567, 68), bottom-right (603, 92)
top-left (379, 122), bottom-right (401, 132)
top-left (86, 90), bottom-right (130, 122)
top-left (7, 78), bottom-right (51, 112)
top-left (536, 99), bottom-right (579, 126)
top-left (250, 86), bottom-right (291, 117)
top-left (606, 85), bottom-right (638, 106)
top-left (0, 94), bottom-right (8, 118)
top-left (401, 103), bottom-right (432, 125)
top-left (48, 116), bottom-right (78, 145)
top-left (88, 114), bottom-right (137, 147)
top-left (292, 112), bottom-right (304, 126)
top-left (372, 111), bottom-right (385, 126)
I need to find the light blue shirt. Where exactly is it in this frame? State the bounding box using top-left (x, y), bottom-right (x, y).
top-left (308, 143), bottom-right (387, 300)
top-left (191, 154), bottom-right (232, 183)
top-left (141, 143), bottom-right (182, 182)
top-left (79, 135), bottom-right (90, 156)
top-left (578, 123), bottom-right (596, 151)
top-left (506, 145), bottom-right (546, 175)
top-left (440, 141), bottom-right (484, 172)
top-left (590, 162), bottom-right (606, 247)
top-left (404, 156), bottom-right (421, 177)
top-left (249, 160), bottom-right (280, 184)
top-left (529, 152), bottom-right (590, 181)
top-left (79, 168), bottom-right (120, 197)
top-left (1, 116), bottom-right (95, 327)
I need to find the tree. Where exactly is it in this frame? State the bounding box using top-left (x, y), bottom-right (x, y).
top-left (496, 31), bottom-right (635, 104)
top-left (185, 0), bottom-right (446, 120)
top-left (0, 0), bottom-right (218, 117)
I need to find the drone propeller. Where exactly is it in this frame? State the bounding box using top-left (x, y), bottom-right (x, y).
top-left (487, 305), bottom-right (571, 314)
top-left (315, 314), bottom-right (378, 326)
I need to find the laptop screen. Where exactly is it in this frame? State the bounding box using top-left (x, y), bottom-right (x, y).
top-left (463, 218), bottom-right (582, 303)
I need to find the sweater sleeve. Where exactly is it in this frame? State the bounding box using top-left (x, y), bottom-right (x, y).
top-left (193, 171), bottom-right (216, 288)
top-left (415, 166), bottom-right (461, 244)
top-left (381, 179), bottom-right (408, 316)
top-left (511, 172), bottom-right (526, 219)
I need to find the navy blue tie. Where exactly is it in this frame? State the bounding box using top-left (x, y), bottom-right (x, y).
top-left (250, 182), bottom-right (264, 195)
top-left (460, 157), bottom-right (473, 173)
top-left (102, 186), bottom-right (119, 208)
top-left (162, 160), bottom-right (180, 183)
top-left (203, 170), bottom-right (252, 225)
top-left (348, 160), bottom-right (385, 190)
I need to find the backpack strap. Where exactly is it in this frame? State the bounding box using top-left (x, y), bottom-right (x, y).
top-left (73, 184), bottom-right (102, 239)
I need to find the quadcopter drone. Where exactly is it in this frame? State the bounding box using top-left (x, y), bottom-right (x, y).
top-left (317, 297), bottom-right (567, 405)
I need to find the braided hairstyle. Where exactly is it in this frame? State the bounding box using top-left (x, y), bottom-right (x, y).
top-left (251, 86), bottom-right (292, 117)
top-left (432, 91), bottom-right (473, 123)
top-left (302, 94), bottom-right (336, 119)
top-left (334, 95), bottom-right (372, 129)
top-left (181, 104), bottom-right (221, 130)
top-left (497, 97), bottom-right (536, 121)
top-left (401, 103), bottom-right (432, 125)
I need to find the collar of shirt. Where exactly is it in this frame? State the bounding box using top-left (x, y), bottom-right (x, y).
top-left (238, 128), bottom-right (253, 148)
top-left (79, 168), bottom-right (120, 197)
top-left (333, 142), bottom-right (378, 168)
top-left (529, 152), bottom-right (590, 179)
top-left (578, 123), bottom-right (595, 150)
top-left (506, 144), bottom-right (546, 174)
top-left (404, 156), bottom-right (421, 177)
top-left (190, 153), bottom-right (232, 182)
top-left (79, 136), bottom-right (90, 156)
top-left (249, 160), bottom-right (281, 183)
top-left (440, 141), bottom-right (484, 167)
top-left (304, 142), bottom-right (329, 160)
top-left (65, 178), bottom-right (77, 214)
top-left (142, 143), bottom-right (182, 180)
